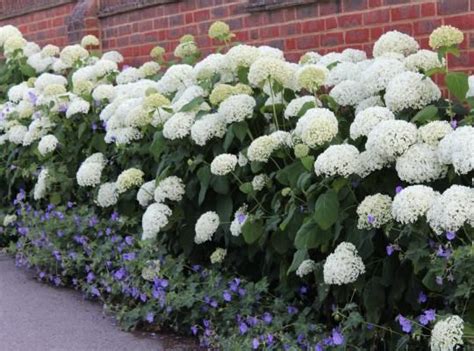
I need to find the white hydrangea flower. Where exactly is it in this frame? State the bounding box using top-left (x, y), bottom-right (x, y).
top-left (284, 95), bottom-right (319, 119)
top-left (33, 168), bottom-right (49, 200)
top-left (430, 315), bottom-right (464, 351)
top-left (385, 71), bottom-right (441, 112)
top-left (437, 126), bottom-right (474, 174)
top-left (190, 113), bottom-right (227, 146)
top-left (294, 108), bottom-right (338, 148)
top-left (252, 174), bottom-right (268, 192)
top-left (248, 57), bottom-right (292, 87)
top-left (38, 134), bottom-right (58, 156)
top-left (296, 259), bottom-right (316, 277)
top-left (429, 25), bottom-right (464, 50)
top-left (350, 107), bottom-right (395, 140)
top-left (230, 205), bottom-right (248, 236)
top-left (357, 194), bottom-right (393, 229)
top-left (355, 96), bottom-right (385, 115)
top-left (418, 121), bottom-right (453, 146)
top-left (137, 180), bottom-right (156, 207)
top-left (258, 45), bottom-right (284, 60)
top-left (238, 152), bottom-right (248, 167)
top-left (152, 108), bottom-right (173, 127)
top-left (0, 25), bottom-right (22, 46)
top-left (341, 48), bottom-right (367, 63)
top-left (427, 185), bottom-right (474, 234)
top-left (391, 185), bottom-right (439, 224)
top-left (76, 153), bottom-right (106, 187)
top-left (247, 135), bottom-right (279, 163)
top-left (318, 52), bottom-right (344, 67)
top-left (193, 53), bottom-right (226, 80)
top-left (326, 61), bottom-right (361, 86)
top-left (7, 125), bottom-right (27, 144)
top-left (404, 49), bottom-right (444, 73)
top-left (3, 214), bottom-right (17, 226)
top-left (299, 51), bottom-right (321, 65)
top-left (225, 44), bottom-right (260, 72)
top-left (218, 94), bottom-right (256, 124)
top-left (139, 61), bottom-right (161, 77)
top-left (60, 44), bottom-right (89, 67)
top-left (142, 203), bottom-right (173, 240)
top-left (172, 85), bottom-right (208, 112)
top-left (116, 168), bottom-right (144, 194)
top-left (116, 67), bottom-right (144, 84)
top-left (27, 53), bottom-right (54, 73)
top-left (396, 143), bottom-right (448, 183)
top-left (324, 242), bottom-right (365, 285)
top-left (34, 73), bottom-right (67, 92)
top-left (93, 84), bottom-right (115, 101)
top-left (356, 149), bottom-right (390, 177)
top-left (329, 80), bottom-right (370, 106)
top-left (141, 259), bottom-right (161, 281)
top-left (270, 130), bottom-right (293, 148)
top-left (162, 112), bottom-right (195, 140)
top-left (296, 64), bottom-right (328, 91)
top-left (66, 98), bottom-right (90, 118)
top-left (211, 154), bottom-right (238, 175)
top-left (102, 50), bottom-right (123, 63)
top-left (81, 34), bottom-right (99, 47)
top-left (154, 176), bottom-right (185, 203)
top-left (194, 211), bottom-right (220, 244)
top-left (314, 144), bottom-right (360, 177)
top-left (8, 82), bottom-right (28, 102)
top-left (210, 248), bottom-right (227, 264)
top-left (366, 120), bottom-right (418, 162)
top-left (360, 58), bottom-right (406, 95)
top-left (373, 31), bottom-right (419, 57)
top-left (96, 182), bottom-right (119, 208)
top-left (157, 64), bottom-right (195, 95)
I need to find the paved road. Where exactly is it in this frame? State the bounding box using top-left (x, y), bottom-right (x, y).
top-left (0, 254), bottom-right (197, 351)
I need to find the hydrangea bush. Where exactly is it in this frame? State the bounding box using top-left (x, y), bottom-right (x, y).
top-left (0, 22), bottom-right (473, 349)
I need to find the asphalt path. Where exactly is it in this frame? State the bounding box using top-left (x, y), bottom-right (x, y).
top-left (0, 254), bottom-right (197, 351)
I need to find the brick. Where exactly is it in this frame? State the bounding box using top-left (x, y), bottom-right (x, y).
top-left (384, 23), bottom-right (413, 35)
top-left (211, 6), bottom-right (228, 18)
top-left (337, 13), bottom-right (363, 28)
top-left (296, 35), bottom-right (320, 50)
top-left (296, 4), bottom-right (318, 19)
top-left (325, 17), bottom-right (337, 30)
top-left (302, 19), bottom-right (325, 33)
top-left (319, 1), bottom-right (341, 16)
top-left (444, 14), bottom-right (474, 30)
top-left (391, 5), bottom-right (420, 21)
top-left (260, 26), bottom-right (279, 39)
top-left (414, 19), bottom-right (442, 35)
top-left (280, 23), bottom-right (301, 36)
top-left (345, 29), bottom-right (370, 44)
top-left (193, 9), bottom-right (210, 22)
top-left (342, 0), bottom-right (368, 12)
top-left (369, 0), bottom-right (382, 7)
top-left (421, 3), bottom-right (436, 17)
top-left (285, 38), bottom-right (297, 51)
top-left (364, 9), bottom-right (390, 25)
top-left (321, 32), bottom-right (344, 47)
top-left (438, 0), bottom-right (469, 15)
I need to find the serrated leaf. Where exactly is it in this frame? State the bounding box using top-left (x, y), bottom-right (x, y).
top-left (446, 71), bottom-right (469, 101)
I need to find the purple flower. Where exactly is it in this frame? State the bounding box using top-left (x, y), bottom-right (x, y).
top-left (252, 338), bottom-right (259, 349)
top-left (436, 245), bottom-right (451, 259)
top-left (124, 236), bottom-right (134, 245)
top-left (67, 201), bottom-right (74, 208)
top-left (123, 252), bottom-right (136, 261)
top-left (396, 314), bottom-right (412, 333)
top-left (91, 286), bottom-right (100, 296)
top-left (114, 267), bottom-right (126, 280)
top-left (191, 325), bottom-right (198, 335)
top-left (367, 214), bottom-right (375, 224)
top-left (28, 91), bottom-right (37, 105)
top-left (111, 211), bottom-right (120, 221)
top-left (450, 119), bottom-right (457, 129)
top-left (53, 277), bottom-right (61, 286)
top-left (146, 312), bottom-right (154, 323)
top-left (263, 312), bottom-right (273, 324)
top-left (331, 329), bottom-right (344, 345)
top-left (267, 334), bottom-right (274, 344)
top-left (58, 104), bottom-right (68, 113)
top-left (239, 322), bottom-right (248, 334)
top-left (238, 288), bottom-right (246, 297)
top-left (52, 250), bottom-right (61, 261)
top-left (299, 285), bottom-right (308, 295)
top-left (395, 185), bottom-right (403, 194)
top-left (247, 316), bottom-right (258, 327)
top-left (223, 290), bottom-right (232, 302)
top-left (446, 231), bottom-right (456, 241)
top-left (287, 306), bottom-right (298, 315)
top-left (56, 230), bottom-right (65, 238)
top-left (192, 264), bottom-right (201, 272)
top-left (203, 319), bottom-right (210, 328)
top-left (237, 213), bottom-right (247, 224)
top-left (86, 272), bottom-right (95, 283)
top-left (419, 309), bottom-right (436, 325)
top-left (386, 245), bottom-right (395, 256)
top-left (417, 291), bottom-right (427, 304)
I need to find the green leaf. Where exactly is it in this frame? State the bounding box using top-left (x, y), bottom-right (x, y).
top-left (297, 101), bottom-right (316, 118)
top-left (445, 71), bottom-right (469, 101)
top-left (216, 195), bottom-right (233, 222)
top-left (180, 96), bottom-right (204, 112)
top-left (271, 231), bottom-right (291, 254)
top-left (239, 182), bottom-right (253, 194)
top-left (20, 63), bottom-right (36, 77)
top-left (149, 131), bottom-right (166, 160)
top-left (237, 66), bottom-right (249, 84)
top-left (410, 105), bottom-right (438, 124)
top-left (211, 176), bottom-right (229, 194)
top-left (313, 190), bottom-right (339, 230)
top-left (77, 123), bottom-right (87, 139)
top-left (287, 249), bottom-right (308, 274)
top-left (91, 134), bottom-right (107, 153)
top-left (363, 277), bottom-right (385, 323)
top-left (294, 219), bottom-right (332, 250)
top-left (300, 155), bottom-right (314, 171)
top-left (196, 166), bottom-right (211, 205)
top-left (242, 217), bottom-right (263, 244)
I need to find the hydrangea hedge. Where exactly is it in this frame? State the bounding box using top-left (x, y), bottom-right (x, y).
top-left (0, 22), bottom-right (473, 350)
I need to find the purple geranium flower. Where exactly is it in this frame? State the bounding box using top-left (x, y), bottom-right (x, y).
top-left (146, 312), bottom-right (154, 323)
top-left (446, 231), bottom-right (456, 241)
top-left (396, 314), bottom-right (412, 333)
top-left (223, 290), bottom-right (232, 302)
top-left (419, 309), bottom-right (436, 325)
top-left (239, 322), bottom-right (248, 334)
top-left (417, 291), bottom-right (427, 304)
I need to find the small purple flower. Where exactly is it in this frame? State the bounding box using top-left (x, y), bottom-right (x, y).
top-left (124, 236), bottom-right (134, 245)
top-left (91, 286), bottom-right (100, 296)
top-left (192, 264), bottom-right (201, 272)
top-left (238, 288), bottom-right (246, 297)
top-left (191, 325), bottom-right (198, 335)
top-left (52, 250), bottom-right (61, 261)
top-left (252, 338), bottom-right (259, 349)
top-left (436, 245), bottom-right (451, 259)
top-left (417, 291), bottom-right (427, 304)
top-left (446, 231), bottom-right (456, 241)
top-left (123, 252), bottom-right (136, 261)
top-left (239, 322), bottom-right (248, 334)
top-left (229, 278), bottom-right (240, 292)
top-left (299, 285), bottom-right (308, 295)
top-left (267, 334), bottom-right (274, 344)
top-left (146, 312), bottom-right (154, 323)
top-left (27, 91), bottom-right (37, 105)
top-left (287, 306), bottom-right (298, 315)
top-left (237, 213), bottom-right (247, 224)
top-left (111, 211), bottom-right (120, 221)
top-left (114, 267), bottom-right (126, 280)
top-left (450, 119), bottom-right (457, 129)
top-left (396, 314), bottom-right (412, 333)
top-left (386, 245), bottom-right (395, 256)
top-left (395, 185), bottom-right (403, 194)
top-left (67, 201), bottom-right (74, 209)
top-left (86, 272), bottom-right (95, 283)
top-left (331, 329), bottom-right (344, 345)
top-left (58, 104), bottom-right (68, 113)
top-left (53, 277), bottom-right (61, 286)
top-left (263, 312), bottom-right (273, 324)
top-left (57, 230), bottom-right (65, 238)
top-left (367, 214), bottom-right (375, 224)
top-left (223, 290), bottom-right (232, 302)
top-left (436, 276), bottom-right (443, 285)
top-left (419, 309), bottom-right (436, 325)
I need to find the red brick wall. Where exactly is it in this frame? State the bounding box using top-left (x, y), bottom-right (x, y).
top-left (1, 0), bottom-right (473, 73)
